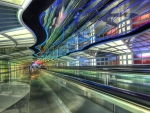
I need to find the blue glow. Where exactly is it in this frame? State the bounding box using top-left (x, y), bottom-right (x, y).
top-left (66, 0), bottom-right (96, 15)
top-left (35, 0), bottom-right (62, 56)
top-left (34, 11), bottom-right (48, 56)
top-left (51, 0), bottom-right (62, 10)
top-left (36, 0), bottom-right (150, 59)
top-left (46, 0), bottom-right (98, 50)
top-left (81, 0), bottom-right (105, 16)
top-left (52, 20), bottom-right (76, 48)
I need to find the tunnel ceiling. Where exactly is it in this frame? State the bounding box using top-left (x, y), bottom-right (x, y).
top-left (20, 0), bottom-right (112, 55)
top-left (0, 0), bottom-right (150, 63)
top-left (35, 0), bottom-right (150, 61)
top-left (0, 0), bottom-right (36, 61)
top-left (22, 0), bottom-right (56, 54)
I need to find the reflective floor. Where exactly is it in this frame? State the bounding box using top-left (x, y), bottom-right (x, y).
top-left (29, 71), bottom-right (113, 113)
top-left (0, 74), bottom-right (30, 113)
top-left (0, 70), bottom-right (149, 113)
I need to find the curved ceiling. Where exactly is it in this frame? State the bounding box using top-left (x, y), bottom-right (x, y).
top-left (36, 0), bottom-right (150, 61)
top-left (0, 5), bottom-right (22, 32)
top-left (0, 0), bottom-right (36, 60)
top-left (22, 0), bottom-right (55, 53)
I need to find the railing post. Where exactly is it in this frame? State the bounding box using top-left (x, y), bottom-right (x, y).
top-left (8, 61), bottom-right (11, 83)
top-left (105, 73), bottom-right (109, 85)
top-left (113, 104), bottom-right (116, 113)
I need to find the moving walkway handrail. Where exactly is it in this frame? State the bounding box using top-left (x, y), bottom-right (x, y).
top-left (43, 69), bottom-right (150, 109)
top-left (46, 65), bottom-right (150, 73)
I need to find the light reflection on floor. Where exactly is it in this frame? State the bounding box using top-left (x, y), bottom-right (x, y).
top-left (0, 72), bottom-right (30, 113)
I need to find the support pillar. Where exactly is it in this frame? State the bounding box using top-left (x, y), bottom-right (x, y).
top-left (8, 61), bottom-right (11, 83)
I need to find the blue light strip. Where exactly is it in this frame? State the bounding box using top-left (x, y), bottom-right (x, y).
top-left (37, 1), bottom-right (119, 57)
top-left (52, 20), bottom-right (76, 47)
top-left (38, 0), bottom-right (150, 59)
top-left (54, 0), bottom-right (150, 58)
top-left (81, 0), bottom-right (105, 16)
top-left (35, 0), bottom-right (62, 56)
top-left (46, 0), bottom-right (98, 50)
top-left (44, 0), bottom-right (96, 50)
top-left (66, 0), bottom-right (97, 15)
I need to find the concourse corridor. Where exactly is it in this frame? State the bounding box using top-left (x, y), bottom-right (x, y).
top-left (1, 69), bottom-right (136, 113)
top-left (0, 68), bottom-right (150, 113)
top-left (0, 0), bottom-right (150, 112)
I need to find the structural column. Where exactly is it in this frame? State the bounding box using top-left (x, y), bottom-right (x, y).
top-left (8, 61), bottom-right (11, 83)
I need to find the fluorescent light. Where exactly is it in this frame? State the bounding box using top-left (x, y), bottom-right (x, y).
top-left (10, 53), bottom-right (21, 55)
top-left (5, 29), bottom-right (30, 35)
top-left (107, 48), bottom-right (117, 51)
top-left (0, 35), bottom-right (6, 38)
top-left (100, 50), bottom-right (109, 52)
top-left (115, 47), bottom-right (122, 49)
top-left (114, 40), bottom-right (124, 45)
top-left (106, 42), bottom-right (116, 46)
top-left (117, 51), bottom-right (124, 53)
top-left (12, 34), bottom-right (33, 38)
top-left (0, 38), bottom-right (10, 41)
top-left (1, 0), bottom-right (25, 5)
top-left (0, 45), bottom-right (13, 47)
top-left (90, 47), bottom-right (99, 50)
top-left (17, 40), bottom-right (34, 43)
top-left (124, 50), bottom-right (131, 52)
top-left (0, 42), bottom-right (14, 44)
top-left (0, 35), bottom-right (10, 41)
top-left (120, 45), bottom-right (128, 49)
top-left (0, 44), bottom-right (14, 46)
top-left (17, 39), bottom-right (34, 41)
top-left (96, 44), bottom-right (109, 48)
top-left (16, 44), bottom-right (32, 47)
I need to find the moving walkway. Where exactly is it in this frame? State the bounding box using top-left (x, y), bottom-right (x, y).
top-left (45, 66), bottom-right (150, 95)
top-left (39, 70), bottom-right (150, 113)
